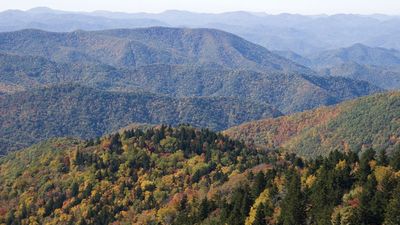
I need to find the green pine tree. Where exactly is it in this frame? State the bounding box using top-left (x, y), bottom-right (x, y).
top-left (279, 171), bottom-right (306, 225)
top-left (389, 146), bottom-right (400, 171)
top-left (384, 183), bottom-right (400, 225)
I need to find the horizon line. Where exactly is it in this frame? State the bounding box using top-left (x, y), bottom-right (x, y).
top-left (2, 6), bottom-right (400, 17)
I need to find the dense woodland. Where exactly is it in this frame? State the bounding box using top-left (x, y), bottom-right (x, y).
top-left (0, 84), bottom-right (280, 154)
top-left (225, 92), bottom-right (400, 157)
top-left (0, 28), bottom-right (380, 114)
top-left (1, 125), bottom-right (400, 225)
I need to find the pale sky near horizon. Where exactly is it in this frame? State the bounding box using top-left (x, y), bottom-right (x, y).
top-left (1, 0), bottom-right (400, 15)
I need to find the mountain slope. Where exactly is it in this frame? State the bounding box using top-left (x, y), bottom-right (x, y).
top-left (310, 43), bottom-right (400, 68)
top-left (317, 62), bottom-right (400, 90)
top-left (112, 64), bottom-right (381, 113)
top-left (1, 124), bottom-right (400, 224)
top-left (0, 85), bottom-right (280, 154)
top-left (302, 44), bottom-right (400, 89)
top-left (273, 50), bottom-right (312, 67)
top-left (0, 52), bottom-right (128, 93)
top-left (0, 46), bottom-right (381, 114)
top-left (224, 92), bottom-right (400, 157)
top-left (0, 27), bottom-right (310, 73)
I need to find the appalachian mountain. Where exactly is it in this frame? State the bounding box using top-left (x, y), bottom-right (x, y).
top-left (3, 8), bottom-right (400, 55)
top-left (0, 28), bottom-right (310, 73)
top-left (309, 43), bottom-right (400, 68)
top-left (0, 28), bottom-right (381, 113)
top-left (274, 44), bottom-right (400, 90)
top-left (310, 44), bottom-right (400, 89)
top-left (1, 7), bottom-right (400, 225)
top-left (224, 91), bottom-right (400, 157)
top-left (0, 84), bottom-right (280, 154)
top-left (317, 62), bottom-right (400, 90)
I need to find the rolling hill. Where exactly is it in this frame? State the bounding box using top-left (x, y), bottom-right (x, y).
top-left (310, 44), bottom-right (400, 89)
top-left (0, 28), bottom-right (381, 113)
top-left (0, 84), bottom-right (280, 154)
top-left (0, 27), bottom-right (310, 73)
top-left (274, 44), bottom-right (400, 90)
top-left (316, 62), bottom-right (400, 90)
top-left (309, 43), bottom-right (400, 68)
top-left (224, 92), bottom-right (400, 157)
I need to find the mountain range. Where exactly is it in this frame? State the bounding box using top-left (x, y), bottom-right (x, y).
top-left (1, 6), bottom-right (400, 225)
top-left (275, 43), bottom-right (400, 89)
top-left (0, 27), bottom-right (383, 153)
top-left (0, 28), bottom-right (381, 113)
top-left (2, 8), bottom-right (400, 55)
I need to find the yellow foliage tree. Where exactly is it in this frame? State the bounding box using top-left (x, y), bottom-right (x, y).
top-left (245, 189), bottom-right (272, 225)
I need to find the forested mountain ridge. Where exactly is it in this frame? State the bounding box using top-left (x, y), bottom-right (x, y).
top-left (224, 91), bottom-right (400, 157)
top-left (0, 28), bottom-right (381, 114)
top-left (0, 27), bottom-right (310, 73)
top-left (316, 62), bottom-right (400, 90)
top-left (274, 44), bottom-right (400, 90)
top-left (309, 43), bottom-right (400, 68)
top-left (1, 125), bottom-right (400, 224)
top-left (3, 8), bottom-right (400, 55)
top-left (0, 84), bottom-right (281, 154)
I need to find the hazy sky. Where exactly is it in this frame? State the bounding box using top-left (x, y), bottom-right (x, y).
top-left (1, 0), bottom-right (400, 15)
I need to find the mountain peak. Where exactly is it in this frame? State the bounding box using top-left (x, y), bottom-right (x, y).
top-left (28, 7), bottom-right (57, 13)
top-left (348, 43), bottom-right (369, 49)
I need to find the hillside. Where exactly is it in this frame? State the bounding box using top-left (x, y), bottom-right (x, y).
top-left (0, 28), bottom-right (381, 114)
top-left (0, 85), bottom-right (280, 154)
top-left (317, 62), bottom-right (400, 90)
top-left (272, 44), bottom-right (400, 90)
top-left (303, 44), bottom-right (400, 89)
top-left (310, 43), bottom-right (400, 68)
top-left (0, 27), bottom-right (310, 73)
top-left (1, 125), bottom-right (400, 224)
top-left (0, 52), bottom-right (127, 93)
top-left (113, 64), bottom-right (381, 113)
top-left (224, 92), bottom-right (400, 157)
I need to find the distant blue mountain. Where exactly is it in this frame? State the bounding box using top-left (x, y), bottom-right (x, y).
top-left (1, 8), bottom-right (400, 54)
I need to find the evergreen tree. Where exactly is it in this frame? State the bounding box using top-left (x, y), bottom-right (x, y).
top-left (384, 183), bottom-right (400, 225)
top-left (198, 198), bottom-right (210, 221)
top-left (252, 172), bottom-right (266, 198)
top-left (389, 146), bottom-right (400, 171)
top-left (279, 171), bottom-right (306, 225)
top-left (5, 210), bottom-right (15, 225)
top-left (71, 182), bottom-right (79, 197)
top-left (228, 186), bottom-right (253, 225)
top-left (309, 167), bottom-right (339, 225)
top-left (109, 133), bottom-right (122, 153)
top-left (359, 175), bottom-right (380, 225)
top-left (377, 149), bottom-right (389, 166)
top-left (358, 148), bottom-right (375, 184)
top-left (253, 203), bottom-right (266, 225)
